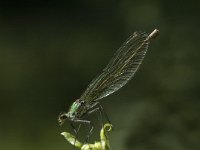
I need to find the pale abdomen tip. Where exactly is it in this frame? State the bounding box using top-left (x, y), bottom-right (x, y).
top-left (149, 29), bottom-right (159, 39)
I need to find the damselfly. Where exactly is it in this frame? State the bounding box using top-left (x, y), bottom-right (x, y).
top-left (58, 29), bottom-right (159, 141)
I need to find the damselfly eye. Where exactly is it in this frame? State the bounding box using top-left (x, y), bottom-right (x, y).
top-left (58, 113), bottom-right (68, 126)
top-left (60, 114), bottom-right (67, 119)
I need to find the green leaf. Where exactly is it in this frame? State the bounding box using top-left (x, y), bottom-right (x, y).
top-left (61, 123), bottom-right (113, 150)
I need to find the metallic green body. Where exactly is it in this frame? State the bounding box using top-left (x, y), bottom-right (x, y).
top-left (58, 29), bottom-right (159, 126)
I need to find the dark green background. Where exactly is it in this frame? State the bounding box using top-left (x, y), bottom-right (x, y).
top-left (0, 0), bottom-right (199, 150)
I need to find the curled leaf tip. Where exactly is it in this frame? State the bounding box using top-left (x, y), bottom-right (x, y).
top-left (104, 123), bottom-right (113, 132)
top-left (61, 132), bottom-right (83, 148)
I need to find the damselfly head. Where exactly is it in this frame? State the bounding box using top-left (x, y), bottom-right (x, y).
top-left (58, 112), bottom-right (69, 126)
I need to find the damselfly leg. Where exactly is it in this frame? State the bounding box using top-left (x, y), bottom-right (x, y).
top-left (70, 123), bottom-right (82, 145)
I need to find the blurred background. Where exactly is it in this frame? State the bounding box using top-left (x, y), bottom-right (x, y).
top-left (0, 0), bottom-right (200, 150)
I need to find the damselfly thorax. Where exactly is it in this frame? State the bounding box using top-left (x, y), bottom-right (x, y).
top-left (58, 99), bottom-right (99, 125)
